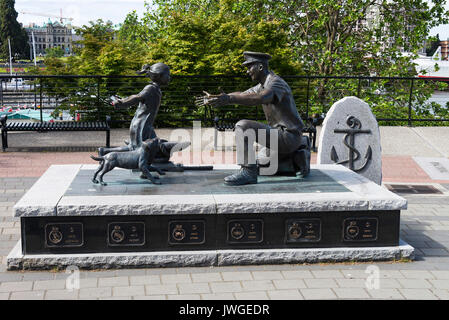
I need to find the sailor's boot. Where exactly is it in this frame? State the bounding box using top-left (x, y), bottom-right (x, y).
top-left (224, 164), bottom-right (258, 186)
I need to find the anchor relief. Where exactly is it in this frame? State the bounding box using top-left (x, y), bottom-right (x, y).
top-left (330, 116), bottom-right (372, 172)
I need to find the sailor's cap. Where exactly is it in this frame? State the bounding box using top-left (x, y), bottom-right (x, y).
top-left (242, 51), bottom-right (272, 66)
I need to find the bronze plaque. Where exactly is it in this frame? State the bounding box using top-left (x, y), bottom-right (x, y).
top-left (45, 223), bottom-right (83, 247)
top-left (107, 222), bottom-right (145, 246)
top-left (227, 220), bottom-right (263, 244)
top-left (168, 220), bottom-right (205, 245)
top-left (343, 217), bottom-right (378, 241)
top-left (285, 219), bottom-right (321, 243)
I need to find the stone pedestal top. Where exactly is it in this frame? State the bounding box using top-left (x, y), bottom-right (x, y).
top-left (14, 164), bottom-right (407, 217)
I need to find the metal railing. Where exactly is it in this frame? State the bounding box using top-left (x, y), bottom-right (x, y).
top-left (0, 74), bottom-right (448, 127)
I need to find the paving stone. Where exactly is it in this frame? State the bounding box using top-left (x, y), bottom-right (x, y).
top-left (273, 279), bottom-right (306, 290)
top-left (81, 271), bottom-right (117, 278)
top-left (234, 291), bottom-right (269, 300)
top-left (397, 279), bottom-right (432, 289)
top-left (431, 270), bottom-right (449, 279)
top-left (379, 279), bottom-right (402, 289)
top-left (115, 269), bottom-right (147, 277)
top-left (399, 289), bottom-right (438, 300)
top-left (98, 276), bottom-right (129, 287)
top-left (191, 273), bottom-right (222, 283)
top-left (380, 270), bottom-right (405, 278)
top-left (10, 291), bottom-right (45, 300)
top-left (78, 278), bottom-right (98, 289)
top-left (33, 280), bottom-right (66, 290)
top-left (178, 283), bottom-right (210, 294)
top-left (300, 288), bottom-right (337, 300)
top-left (251, 271), bottom-right (283, 280)
top-left (145, 284), bottom-right (178, 295)
top-left (167, 294), bottom-right (201, 300)
top-left (341, 270), bottom-right (371, 279)
top-left (45, 289), bottom-right (79, 300)
top-left (335, 279), bottom-right (367, 288)
top-left (311, 270), bottom-right (344, 278)
top-left (304, 278), bottom-right (338, 289)
top-left (0, 273), bottom-right (23, 282)
top-left (112, 286), bottom-right (145, 297)
top-left (429, 279), bottom-right (449, 289)
top-left (367, 289), bottom-right (404, 299)
top-left (100, 296), bottom-right (132, 300)
top-left (161, 273), bottom-right (191, 284)
top-left (201, 293), bottom-right (235, 300)
top-left (241, 280), bottom-right (275, 291)
top-left (79, 287), bottom-right (112, 299)
top-left (210, 282), bottom-right (242, 293)
top-left (133, 295), bottom-right (166, 300)
top-left (129, 275), bottom-right (160, 285)
top-left (421, 248), bottom-right (449, 256)
top-left (145, 268), bottom-right (178, 275)
top-left (281, 270), bottom-right (314, 279)
top-left (0, 292), bottom-right (9, 300)
top-left (267, 289), bottom-right (303, 300)
top-left (334, 288), bottom-right (370, 299)
top-left (430, 289), bottom-right (449, 299)
top-left (221, 271), bottom-right (252, 281)
top-left (175, 267), bottom-right (218, 274)
top-left (0, 281), bottom-right (33, 292)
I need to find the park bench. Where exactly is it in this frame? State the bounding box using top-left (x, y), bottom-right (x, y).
top-left (0, 115), bottom-right (111, 151)
top-left (207, 105), bottom-right (322, 151)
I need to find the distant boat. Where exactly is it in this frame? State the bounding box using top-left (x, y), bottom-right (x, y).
top-left (413, 47), bottom-right (449, 80)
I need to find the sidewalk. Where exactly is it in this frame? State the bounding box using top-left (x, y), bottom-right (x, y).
top-left (0, 126), bottom-right (449, 300)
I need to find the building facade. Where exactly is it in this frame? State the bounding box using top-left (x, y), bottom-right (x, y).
top-left (25, 21), bottom-right (78, 57)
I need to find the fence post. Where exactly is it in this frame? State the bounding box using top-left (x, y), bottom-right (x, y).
top-left (306, 77), bottom-right (311, 120)
top-left (39, 78), bottom-right (43, 123)
top-left (357, 78), bottom-right (362, 97)
top-left (408, 79), bottom-right (414, 127)
top-left (34, 79), bottom-right (37, 110)
top-left (97, 77), bottom-right (101, 121)
top-left (0, 80), bottom-right (3, 107)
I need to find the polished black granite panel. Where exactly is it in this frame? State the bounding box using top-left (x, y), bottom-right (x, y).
top-left (65, 169), bottom-right (350, 197)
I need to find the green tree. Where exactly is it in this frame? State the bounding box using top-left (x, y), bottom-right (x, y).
top-left (45, 46), bottom-right (65, 58)
top-left (0, 0), bottom-right (30, 59)
top-left (122, 0), bottom-right (301, 75)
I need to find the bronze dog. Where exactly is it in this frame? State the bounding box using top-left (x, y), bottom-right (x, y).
top-left (90, 138), bottom-right (165, 186)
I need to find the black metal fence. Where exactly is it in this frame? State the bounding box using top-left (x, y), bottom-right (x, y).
top-left (0, 74), bottom-right (448, 127)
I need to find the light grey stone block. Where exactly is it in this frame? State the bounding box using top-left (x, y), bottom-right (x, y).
top-left (317, 96), bottom-right (382, 185)
top-left (6, 241), bottom-right (215, 270)
top-left (14, 165), bottom-right (81, 217)
top-left (15, 164), bottom-right (406, 217)
top-left (7, 240), bottom-right (415, 270)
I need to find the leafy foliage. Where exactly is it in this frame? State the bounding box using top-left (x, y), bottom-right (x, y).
top-left (0, 0), bottom-right (30, 59)
top-left (29, 0), bottom-right (449, 126)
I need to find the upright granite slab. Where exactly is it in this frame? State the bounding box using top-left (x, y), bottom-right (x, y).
top-left (8, 164), bottom-right (412, 270)
top-left (317, 96), bottom-right (382, 185)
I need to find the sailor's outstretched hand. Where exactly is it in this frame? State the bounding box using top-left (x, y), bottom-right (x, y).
top-left (195, 91), bottom-right (230, 108)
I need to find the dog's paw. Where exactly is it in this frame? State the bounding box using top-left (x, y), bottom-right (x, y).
top-left (152, 180), bottom-right (162, 185)
top-left (92, 179), bottom-right (99, 184)
top-left (100, 181), bottom-right (107, 186)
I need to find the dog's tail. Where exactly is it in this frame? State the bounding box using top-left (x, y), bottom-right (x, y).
top-left (90, 155), bottom-right (104, 162)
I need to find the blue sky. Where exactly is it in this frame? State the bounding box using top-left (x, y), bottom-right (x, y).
top-left (15, 0), bottom-right (449, 39)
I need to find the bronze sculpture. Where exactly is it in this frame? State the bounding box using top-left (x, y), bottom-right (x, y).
top-left (96, 63), bottom-right (190, 180)
top-left (91, 138), bottom-right (164, 186)
top-left (197, 52), bottom-right (311, 186)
